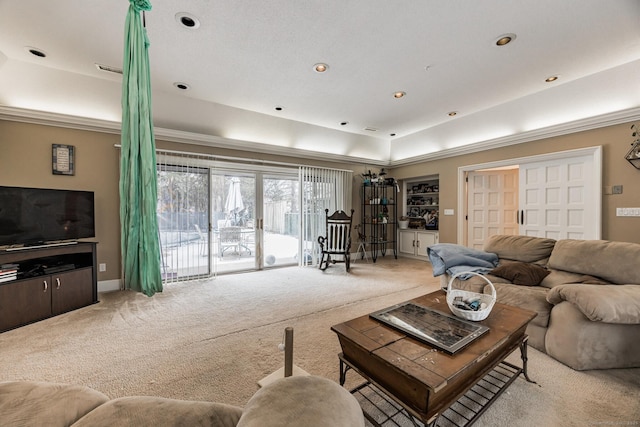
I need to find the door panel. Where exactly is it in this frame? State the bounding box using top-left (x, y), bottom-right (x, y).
top-left (262, 175), bottom-right (300, 268)
top-left (212, 173), bottom-right (257, 273)
top-left (466, 169), bottom-right (519, 249)
top-left (157, 165), bottom-right (211, 281)
top-left (519, 155), bottom-right (594, 239)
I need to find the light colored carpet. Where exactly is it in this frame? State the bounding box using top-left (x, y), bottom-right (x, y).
top-left (1, 257), bottom-right (638, 426)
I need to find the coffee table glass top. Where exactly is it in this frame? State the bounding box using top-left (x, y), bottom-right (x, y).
top-left (370, 302), bottom-right (489, 354)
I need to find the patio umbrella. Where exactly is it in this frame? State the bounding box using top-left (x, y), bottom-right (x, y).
top-left (119, 0), bottom-right (162, 297)
top-left (225, 178), bottom-right (244, 224)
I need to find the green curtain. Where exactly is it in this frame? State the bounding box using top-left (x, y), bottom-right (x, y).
top-left (119, 0), bottom-right (162, 296)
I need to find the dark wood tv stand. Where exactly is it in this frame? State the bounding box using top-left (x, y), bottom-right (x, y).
top-left (0, 242), bottom-right (98, 332)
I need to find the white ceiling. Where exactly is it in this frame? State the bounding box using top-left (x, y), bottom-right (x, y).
top-left (0, 0), bottom-right (639, 165)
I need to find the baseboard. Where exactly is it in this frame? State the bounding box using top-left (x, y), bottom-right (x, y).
top-left (98, 279), bottom-right (121, 293)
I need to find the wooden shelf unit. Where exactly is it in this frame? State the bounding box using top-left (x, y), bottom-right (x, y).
top-left (0, 242), bottom-right (98, 332)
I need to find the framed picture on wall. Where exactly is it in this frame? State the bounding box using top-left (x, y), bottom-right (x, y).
top-left (52, 144), bottom-right (75, 175)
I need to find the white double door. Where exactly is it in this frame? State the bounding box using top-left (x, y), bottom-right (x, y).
top-left (466, 150), bottom-right (600, 249)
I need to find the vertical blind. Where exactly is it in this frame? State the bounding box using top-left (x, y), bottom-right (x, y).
top-left (156, 150), bottom-right (214, 283)
top-left (121, 145), bottom-right (353, 280)
top-left (299, 166), bottom-right (353, 267)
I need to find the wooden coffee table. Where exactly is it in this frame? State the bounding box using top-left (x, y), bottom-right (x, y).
top-left (331, 290), bottom-right (537, 426)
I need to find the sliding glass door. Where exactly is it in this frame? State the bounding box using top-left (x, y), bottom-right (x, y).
top-left (211, 172), bottom-right (257, 273)
top-left (262, 174), bottom-right (300, 268)
top-left (156, 152), bottom-right (351, 281)
top-left (157, 164), bottom-right (211, 281)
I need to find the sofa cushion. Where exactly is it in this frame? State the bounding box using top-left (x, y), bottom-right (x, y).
top-left (0, 381), bottom-right (109, 427)
top-left (237, 375), bottom-right (364, 427)
top-left (491, 283), bottom-right (551, 328)
top-left (490, 262), bottom-right (550, 286)
top-left (547, 239), bottom-right (640, 285)
top-left (483, 235), bottom-right (556, 264)
top-left (566, 274), bottom-right (613, 285)
top-left (546, 284), bottom-right (640, 324)
top-left (540, 269), bottom-right (587, 289)
top-left (73, 396), bottom-right (243, 427)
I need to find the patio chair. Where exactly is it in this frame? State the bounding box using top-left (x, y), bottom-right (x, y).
top-left (218, 226), bottom-right (243, 258)
top-left (318, 208), bottom-right (354, 272)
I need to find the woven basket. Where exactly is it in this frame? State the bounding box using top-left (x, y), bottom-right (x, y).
top-left (446, 271), bottom-right (496, 321)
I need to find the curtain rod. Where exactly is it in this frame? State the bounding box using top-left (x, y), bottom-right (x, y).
top-left (113, 144), bottom-right (353, 173)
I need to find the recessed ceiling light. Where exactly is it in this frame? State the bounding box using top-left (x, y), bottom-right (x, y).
top-left (173, 82), bottom-right (190, 90)
top-left (448, 111), bottom-right (458, 117)
top-left (313, 63), bottom-right (329, 73)
top-left (275, 106), bottom-right (284, 111)
top-left (393, 91), bottom-right (406, 99)
top-left (340, 121), bottom-right (348, 126)
top-left (545, 75), bottom-right (559, 83)
top-left (25, 47), bottom-right (46, 58)
top-left (175, 12), bottom-right (200, 29)
top-left (495, 33), bottom-right (516, 46)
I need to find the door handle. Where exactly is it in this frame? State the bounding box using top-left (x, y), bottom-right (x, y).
top-left (43, 280), bottom-right (48, 292)
top-left (56, 278), bottom-right (61, 289)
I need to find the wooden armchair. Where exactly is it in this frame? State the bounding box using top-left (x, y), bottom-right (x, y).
top-left (317, 208), bottom-right (354, 272)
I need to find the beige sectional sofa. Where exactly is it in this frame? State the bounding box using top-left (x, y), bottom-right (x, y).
top-left (442, 235), bottom-right (640, 371)
top-left (0, 376), bottom-right (364, 427)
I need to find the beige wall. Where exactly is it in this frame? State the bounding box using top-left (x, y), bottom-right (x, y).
top-left (391, 122), bottom-right (640, 244)
top-left (0, 120), bottom-right (362, 281)
top-left (2, 119), bottom-right (638, 283)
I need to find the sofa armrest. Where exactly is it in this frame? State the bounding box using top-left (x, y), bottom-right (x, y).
top-left (546, 284), bottom-right (640, 324)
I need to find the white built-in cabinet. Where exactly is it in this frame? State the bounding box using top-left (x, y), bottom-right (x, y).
top-left (398, 230), bottom-right (439, 259)
top-left (399, 175), bottom-right (440, 260)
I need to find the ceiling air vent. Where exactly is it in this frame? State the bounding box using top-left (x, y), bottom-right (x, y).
top-left (95, 63), bottom-right (123, 75)
top-left (364, 127), bottom-right (378, 132)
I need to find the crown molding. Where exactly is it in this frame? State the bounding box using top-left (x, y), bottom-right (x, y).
top-left (388, 107), bottom-right (640, 167)
top-left (2, 105), bottom-right (638, 169)
top-left (0, 106), bottom-right (387, 166)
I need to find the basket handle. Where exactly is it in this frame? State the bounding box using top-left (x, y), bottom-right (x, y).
top-left (447, 271), bottom-right (496, 299)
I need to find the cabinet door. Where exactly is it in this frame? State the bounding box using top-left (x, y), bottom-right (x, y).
top-left (416, 232), bottom-right (438, 258)
top-left (52, 267), bottom-right (94, 315)
top-left (0, 277), bottom-right (52, 331)
top-left (398, 231), bottom-right (417, 256)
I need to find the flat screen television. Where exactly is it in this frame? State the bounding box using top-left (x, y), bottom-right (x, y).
top-left (0, 186), bottom-right (95, 247)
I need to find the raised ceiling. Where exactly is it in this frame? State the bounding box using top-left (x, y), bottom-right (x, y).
top-left (0, 0), bottom-right (639, 165)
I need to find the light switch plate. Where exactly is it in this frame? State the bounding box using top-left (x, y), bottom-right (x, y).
top-left (616, 208), bottom-right (640, 217)
top-left (444, 209), bottom-right (454, 215)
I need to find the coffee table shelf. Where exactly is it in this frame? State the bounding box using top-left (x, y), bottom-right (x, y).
top-left (343, 355), bottom-right (522, 427)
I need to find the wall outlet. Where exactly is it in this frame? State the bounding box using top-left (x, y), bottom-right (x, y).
top-left (99, 263), bottom-right (106, 272)
top-left (612, 185), bottom-right (623, 194)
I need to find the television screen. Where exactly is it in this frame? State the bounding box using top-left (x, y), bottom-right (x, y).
top-left (0, 186), bottom-right (95, 247)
